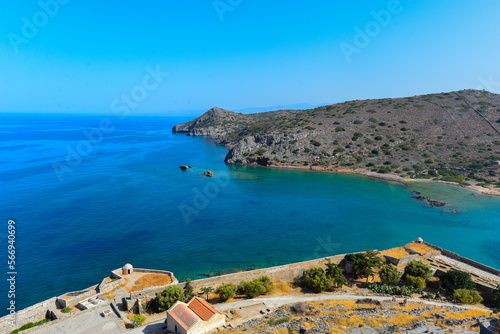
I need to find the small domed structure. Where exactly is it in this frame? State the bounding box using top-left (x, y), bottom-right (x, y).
top-left (122, 263), bottom-right (133, 275)
top-left (415, 237), bottom-right (423, 243)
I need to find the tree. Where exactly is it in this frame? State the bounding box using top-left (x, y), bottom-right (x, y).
top-left (183, 279), bottom-right (195, 302)
top-left (156, 286), bottom-right (184, 312)
top-left (379, 264), bottom-right (401, 285)
top-left (240, 280), bottom-right (266, 298)
top-left (325, 260), bottom-right (346, 289)
top-left (216, 283), bottom-right (237, 302)
top-left (453, 289), bottom-right (483, 305)
top-left (199, 287), bottom-right (214, 302)
top-left (346, 250), bottom-right (383, 282)
top-left (404, 260), bottom-right (432, 280)
top-left (440, 270), bottom-right (476, 291)
top-left (300, 267), bottom-right (332, 293)
top-left (238, 276), bottom-right (274, 298)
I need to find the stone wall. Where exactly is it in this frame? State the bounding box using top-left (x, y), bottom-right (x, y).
top-left (422, 241), bottom-right (500, 276)
top-left (384, 254), bottom-right (421, 267)
top-left (134, 268), bottom-right (177, 282)
top-left (17, 303), bottom-right (112, 334)
top-left (178, 254), bottom-right (347, 291)
top-left (98, 276), bottom-right (125, 294)
top-left (0, 297), bottom-right (57, 333)
top-left (56, 288), bottom-right (97, 309)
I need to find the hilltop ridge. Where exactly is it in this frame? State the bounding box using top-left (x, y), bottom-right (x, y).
top-left (173, 90), bottom-right (500, 193)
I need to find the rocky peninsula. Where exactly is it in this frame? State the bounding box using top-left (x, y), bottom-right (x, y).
top-left (173, 89), bottom-right (500, 196)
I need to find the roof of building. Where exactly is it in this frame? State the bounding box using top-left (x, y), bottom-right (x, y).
top-left (188, 297), bottom-right (220, 321)
top-left (169, 303), bottom-right (199, 330)
top-left (123, 263), bottom-right (133, 269)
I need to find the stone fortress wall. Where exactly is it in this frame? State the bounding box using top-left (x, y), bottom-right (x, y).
top-left (2, 239), bottom-right (499, 333)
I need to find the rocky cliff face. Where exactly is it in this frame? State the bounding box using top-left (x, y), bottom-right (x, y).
top-left (172, 107), bottom-right (246, 137)
top-left (173, 90), bottom-right (500, 186)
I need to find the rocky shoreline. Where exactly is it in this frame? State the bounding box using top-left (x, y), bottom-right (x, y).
top-left (236, 162), bottom-right (500, 197)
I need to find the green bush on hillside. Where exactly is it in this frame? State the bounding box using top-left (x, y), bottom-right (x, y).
top-left (440, 270), bottom-right (476, 291)
top-left (453, 289), bottom-right (483, 304)
top-left (216, 282), bottom-right (237, 301)
top-left (404, 260), bottom-right (432, 280)
top-left (239, 276), bottom-right (274, 298)
top-left (406, 275), bottom-right (426, 289)
top-left (379, 264), bottom-right (401, 285)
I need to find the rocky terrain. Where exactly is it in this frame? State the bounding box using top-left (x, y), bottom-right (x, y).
top-left (221, 299), bottom-right (494, 334)
top-left (173, 89), bottom-right (500, 191)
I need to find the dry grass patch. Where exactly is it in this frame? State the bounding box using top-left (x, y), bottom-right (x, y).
top-left (273, 280), bottom-right (300, 295)
top-left (129, 274), bottom-right (172, 292)
top-left (405, 242), bottom-right (438, 254)
top-left (380, 247), bottom-right (410, 259)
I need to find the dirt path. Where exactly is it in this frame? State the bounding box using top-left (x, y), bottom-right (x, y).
top-left (214, 292), bottom-right (492, 312)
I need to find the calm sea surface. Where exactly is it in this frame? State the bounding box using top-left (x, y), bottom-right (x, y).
top-left (1, 114), bottom-right (499, 315)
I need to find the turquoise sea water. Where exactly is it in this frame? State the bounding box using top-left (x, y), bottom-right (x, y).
top-left (1, 114), bottom-right (499, 315)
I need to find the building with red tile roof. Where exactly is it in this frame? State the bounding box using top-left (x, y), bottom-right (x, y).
top-left (166, 297), bottom-right (225, 334)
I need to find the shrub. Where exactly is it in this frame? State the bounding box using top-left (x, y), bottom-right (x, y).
top-left (216, 282), bottom-right (237, 301)
top-left (256, 149), bottom-right (266, 155)
top-left (256, 275), bottom-right (274, 294)
top-left (240, 280), bottom-right (266, 298)
top-left (11, 319), bottom-right (51, 334)
top-left (335, 127), bottom-right (345, 132)
top-left (61, 307), bottom-right (72, 313)
top-left (239, 275), bottom-right (274, 298)
top-left (453, 289), bottom-right (483, 304)
top-left (325, 260), bottom-right (346, 289)
top-left (379, 264), bottom-right (401, 285)
top-left (404, 260), bottom-right (432, 280)
top-left (310, 140), bottom-right (322, 146)
top-left (440, 270), bottom-right (476, 291)
top-left (406, 275), bottom-right (426, 289)
top-left (291, 302), bottom-right (308, 314)
top-left (133, 314), bottom-right (146, 326)
top-left (300, 267), bottom-right (331, 293)
top-left (367, 283), bottom-right (422, 296)
top-left (156, 286), bottom-right (184, 312)
top-left (267, 317), bottom-right (290, 325)
top-left (425, 158), bottom-right (435, 164)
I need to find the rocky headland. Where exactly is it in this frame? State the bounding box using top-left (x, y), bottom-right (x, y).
top-left (173, 90), bottom-right (500, 196)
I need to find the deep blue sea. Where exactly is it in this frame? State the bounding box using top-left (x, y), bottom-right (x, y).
top-left (1, 113), bottom-right (499, 316)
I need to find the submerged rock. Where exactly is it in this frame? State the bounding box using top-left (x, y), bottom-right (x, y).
top-left (411, 191), bottom-right (448, 207)
top-left (204, 170), bottom-right (214, 177)
top-left (180, 165), bottom-right (190, 170)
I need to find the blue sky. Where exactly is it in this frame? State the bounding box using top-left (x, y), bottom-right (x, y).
top-left (1, 1), bottom-right (499, 116)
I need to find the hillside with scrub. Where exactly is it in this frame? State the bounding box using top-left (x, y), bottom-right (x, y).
top-left (173, 89), bottom-right (500, 193)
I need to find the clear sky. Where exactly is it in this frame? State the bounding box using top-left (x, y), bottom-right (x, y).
top-left (1, 1), bottom-right (499, 116)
